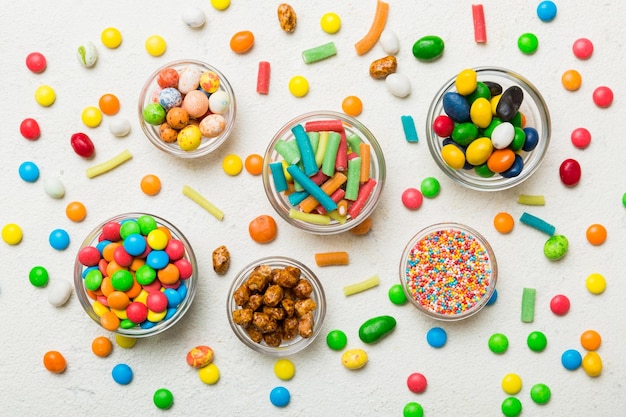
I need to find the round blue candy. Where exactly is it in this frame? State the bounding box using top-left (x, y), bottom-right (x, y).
top-left (426, 326), bottom-right (447, 348)
top-left (19, 161), bottom-right (40, 182)
top-left (442, 92), bottom-right (471, 123)
top-left (49, 229), bottom-right (70, 250)
top-left (269, 386), bottom-right (291, 408)
top-left (163, 288), bottom-right (182, 308)
top-left (96, 239), bottom-right (111, 255)
top-left (112, 363), bottom-right (133, 385)
top-left (500, 154), bottom-right (524, 178)
top-left (561, 349), bottom-right (582, 370)
top-left (123, 233), bottom-right (146, 256)
top-left (537, 1), bottom-right (557, 22)
top-left (177, 282), bottom-right (188, 300)
top-left (140, 320), bottom-right (157, 329)
top-left (158, 87), bottom-right (183, 111)
top-left (146, 250), bottom-right (169, 270)
top-left (164, 307), bottom-right (177, 320)
top-left (486, 288), bottom-right (498, 306)
top-left (522, 127), bottom-right (539, 152)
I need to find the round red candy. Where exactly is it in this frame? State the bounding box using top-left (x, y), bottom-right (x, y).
top-left (20, 118), bottom-right (41, 140)
top-left (592, 86), bottom-right (613, 108)
top-left (146, 291), bottom-right (168, 313)
top-left (559, 158), bottom-right (581, 186)
top-left (26, 52), bottom-right (47, 73)
top-left (174, 258), bottom-right (193, 279)
top-left (101, 222), bottom-right (122, 241)
top-left (407, 372), bottom-right (428, 393)
top-left (402, 188), bottom-right (424, 210)
top-left (572, 38), bottom-right (593, 60)
top-left (126, 301), bottom-right (148, 323)
top-left (570, 127), bottom-right (591, 149)
top-left (78, 246), bottom-right (102, 266)
top-left (433, 115), bottom-right (454, 137)
top-left (113, 245), bottom-right (133, 267)
top-left (165, 239), bottom-right (185, 261)
top-left (550, 294), bottom-right (570, 316)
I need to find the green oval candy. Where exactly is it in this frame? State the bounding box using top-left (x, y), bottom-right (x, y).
top-left (452, 122), bottom-right (479, 146)
top-left (412, 35), bottom-right (444, 61)
top-left (544, 234), bottom-right (568, 260)
top-left (358, 315), bottom-right (397, 344)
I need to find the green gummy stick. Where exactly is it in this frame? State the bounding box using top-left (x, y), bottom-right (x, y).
top-left (275, 139), bottom-right (301, 165)
top-left (308, 132), bottom-right (320, 156)
top-left (345, 157), bottom-right (362, 201)
top-left (346, 134), bottom-right (362, 156)
top-left (302, 42), bottom-right (337, 64)
top-left (521, 287), bottom-right (536, 323)
top-left (321, 132), bottom-right (341, 176)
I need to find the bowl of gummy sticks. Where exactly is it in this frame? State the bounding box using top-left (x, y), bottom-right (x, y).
top-left (74, 213), bottom-right (198, 337)
top-left (426, 67), bottom-right (551, 191)
top-left (399, 223), bottom-right (498, 321)
top-left (262, 111), bottom-right (386, 234)
top-left (138, 59), bottom-right (236, 158)
top-left (227, 256), bottom-right (327, 356)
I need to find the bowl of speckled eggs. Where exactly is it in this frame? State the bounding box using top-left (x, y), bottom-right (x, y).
top-left (262, 111), bottom-right (386, 234)
top-left (227, 256), bottom-right (326, 356)
top-left (74, 213), bottom-right (198, 337)
top-left (139, 59), bottom-right (236, 158)
top-left (399, 223), bottom-right (497, 321)
top-left (426, 67), bottom-right (551, 191)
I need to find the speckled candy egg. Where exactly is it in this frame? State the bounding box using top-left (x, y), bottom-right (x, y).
top-left (208, 90), bottom-right (230, 114)
top-left (177, 124), bottom-right (202, 151)
top-left (166, 107), bottom-right (190, 129)
top-left (186, 345), bottom-right (214, 368)
top-left (200, 71), bottom-right (220, 94)
top-left (159, 88), bottom-right (183, 112)
top-left (182, 90), bottom-right (209, 118)
top-left (157, 68), bottom-right (179, 89)
top-left (159, 123), bottom-right (179, 143)
top-left (77, 41), bottom-right (98, 67)
top-left (199, 114), bottom-right (226, 138)
top-left (178, 66), bottom-right (203, 94)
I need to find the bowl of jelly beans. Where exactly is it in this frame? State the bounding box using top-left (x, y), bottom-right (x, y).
top-left (227, 256), bottom-right (327, 357)
top-left (74, 213), bottom-right (198, 337)
top-left (138, 59), bottom-right (237, 158)
top-left (426, 67), bottom-right (551, 191)
top-left (399, 223), bottom-right (498, 321)
top-left (262, 111), bottom-right (386, 234)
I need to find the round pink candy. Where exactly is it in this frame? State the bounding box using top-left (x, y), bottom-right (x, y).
top-left (165, 239), bottom-right (185, 261)
top-left (571, 127), bottom-right (591, 149)
top-left (143, 280), bottom-right (162, 293)
top-left (592, 86), bottom-right (613, 108)
top-left (572, 38), bottom-right (593, 60)
top-left (78, 246), bottom-right (102, 266)
top-left (101, 222), bottom-right (121, 241)
top-left (402, 188), bottom-right (424, 210)
top-left (127, 301), bottom-right (148, 323)
top-left (407, 372), bottom-right (427, 393)
top-left (550, 294), bottom-right (570, 316)
top-left (113, 245), bottom-right (133, 267)
top-left (174, 258), bottom-right (193, 279)
top-left (26, 52), bottom-right (47, 73)
top-left (146, 291), bottom-right (168, 313)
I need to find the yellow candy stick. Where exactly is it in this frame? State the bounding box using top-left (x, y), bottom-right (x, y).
top-left (343, 275), bottom-right (380, 296)
top-left (517, 194), bottom-right (546, 206)
top-left (86, 149), bottom-right (132, 178)
top-left (182, 185), bottom-right (224, 221)
top-left (288, 208), bottom-right (331, 225)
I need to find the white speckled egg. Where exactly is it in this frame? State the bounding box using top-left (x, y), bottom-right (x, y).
top-left (43, 177), bottom-right (65, 199)
top-left (208, 91), bottom-right (230, 114)
top-left (109, 117), bottom-right (131, 137)
top-left (77, 41), bottom-right (98, 67)
top-left (385, 73), bottom-right (411, 98)
top-left (48, 279), bottom-right (73, 307)
top-left (379, 30), bottom-right (399, 55)
top-left (178, 66), bottom-right (203, 94)
top-left (182, 7), bottom-right (206, 28)
top-left (199, 114), bottom-right (226, 138)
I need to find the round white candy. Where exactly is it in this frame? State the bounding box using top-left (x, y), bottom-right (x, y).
top-left (43, 177), bottom-right (65, 199)
top-left (48, 279), bottom-right (73, 307)
top-left (208, 91), bottom-right (230, 114)
top-left (385, 73), bottom-right (411, 98)
top-left (379, 29), bottom-right (399, 55)
top-left (491, 122), bottom-right (515, 149)
top-left (182, 7), bottom-right (206, 28)
top-left (109, 117), bottom-right (131, 137)
top-left (77, 41), bottom-right (98, 67)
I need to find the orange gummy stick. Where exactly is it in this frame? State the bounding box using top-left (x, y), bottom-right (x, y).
top-left (299, 172), bottom-right (347, 213)
top-left (354, 0), bottom-right (389, 56)
top-left (359, 142), bottom-right (371, 183)
top-left (315, 251), bottom-right (349, 267)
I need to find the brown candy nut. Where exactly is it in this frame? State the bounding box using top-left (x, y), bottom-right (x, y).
top-left (277, 3), bottom-right (297, 33)
top-left (369, 56), bottom-right (397, 79)
top-left (212, 245), bottom-right (230, 275)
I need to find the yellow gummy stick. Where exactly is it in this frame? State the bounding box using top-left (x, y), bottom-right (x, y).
top-left (288, 208), bottom-right (331, 225)
top-left (517, 194), bottom-right (546, 206)
top-left (182, 185), bottom-right (224, 221)
top-left (86, 149), bottom-right (132, 178)
top-left (343, 275), bottom-right (380, 296)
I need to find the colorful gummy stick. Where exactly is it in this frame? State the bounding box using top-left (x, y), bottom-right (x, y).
top-left (286, 165), bottom-right (338, 212)
top-left (321, 132), bottom-right (341, 176)
top-left (292, 124), bottom-right (318, 176)
top-left (302, 42), bottom-right (337, 64)
top-left (182, 185), bottom-right (224, 221)
top-left (335, 131), bottom-right (348, 172)
top-left (86, 149), bottom-right (132, 178)
top-left (521, 287), bottom-right (536, 323)
top-left (472, 4), bottom-right (487, 44)
top-left (269, 161), bottom-right (288, 192)
top-left (347, 134), bottom-right (363, 157)
top-left (305, 119), bottom-right (344, 132)
top-left (345, 157), bottom-right (362, 201)
top-left (299, 173), bottom-right (347, 213)
top-left (347, 179), bottom-right (377, 218)
top-left (401, 115), bottom-right (419, 143)
top-left (359, 143), bottom-right (371, 182)
top-left (256, 61), bottom-right (270, 94)
top-left (315, 132), bottom-right (329, 167)
top-left (275, 139), bottom-right (301, 165)
top-left (520, 212), bottom-right (555, 235)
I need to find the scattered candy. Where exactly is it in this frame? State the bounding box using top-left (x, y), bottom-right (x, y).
top-left (198, 363), bottom-right (220, 384)
top-left (519, 212), bottom-right (555, 235)
top-left (527, 330), bottom-right (547, 352)
top-left (326, 329), bottom-right (348, 350)
top-left (571, 127), bottom-right (591, 149)
top-left (101, 27), bottom-right (122, 48)
top-left (488, 333), bottom-right (509, 354)
top-left (530, 383), bottom-right (551, 404)
top-left (86, 149), bottom-right (133, 178)
top-left (543, 234), bottom-right (568, 260)
top-left (403, 402), bottom-right (424, 417)
top-left (43, 176), bottom-right (66, 198)
top-left (112, 363), bottom-right (133, 385)
top-left (354, 0), bottom-right (389, 56)
top-left (98, 93), bottom-right (120, 115)
top-left (70, 132), bottom-right (96, 158)
top-left (580, 329), bottom-right (602, 351)
top-left (153, 388), bottom-right (174, 410)
top-left (359, 315), bottom-right (396, 344)
top-left (573, 37), bottom-right (593, 60)
top-left (388, 284), bottom-right (407, 305)
top-left (320, 12), bottom-right (341, 34)
top-left (593, 86), bottom-right (613, 108)
top-left (521, 287), bottom-right (536, 323)
top-left (501, 373), bottom-right (522, 395)
top-left (536, 1), bottom-right (557, 22)
top-left (420, 177), bottom-right (440, 198)
top-left (518, 32), bottom-right (539, 54)
top-left (517, 194), bottom-right (545, 205)
top-left (29, 266), bottom-right (49, 287)
top-left (370, 55), bottom-right (397, 79)
top-left (401, 115), bottom-right (418, 142)
top-left (2, 223), bottom-right (23, 245)
top-left (314, 251), bottom-right (349, 267)
top-left (230, 30), bottom-right (255, 54)
top-left (43, 350), bottom-right (67, 373)
top-left (343, 275), bottom-right (379, 296)
top-left (34, 85), bottom-right (56, 107)
top-left (582, 351), bottom-right (603, 377)
top-left (493, 212), bottom-right (514, 234)
top-left (412, 35), bottom-right (445, 61)
top-left (26, 52), bottom-right (47, 73)
top-left (277, 3), bottom-right (297, 33)
top-left (115, 334), bottom-right (137, 349)
top-left (186, 345), bottom-right (214, 368)
top-left (288, 75), bottom-right (309, 97)
top-left (341, 95), bottom-right (363, 117)
top-left (561, 69), bottom-right (582, 91)
top-left (549, 294), bottom-right (570, 316)
top-left (586, 223), bottom-right (607, 245)
top-left (341, 348), bottom-right (368, 369)
top-left (211, 0), bottom-right (230, 11)
top-left (426, 327), bottom-right (447, 348)
top-left (182, 185), bottom-right (224, 220)
top-left (401, 188), bottom-right (423, 210)
top-left (222, 154), bottom-right (243, 176)
top-left (585, 272), bottom-right (606, 294)
top-left (19, 161), bottom-right (40, 182)
top-left (140, 174), bottom-right (162, 196)
top-left (269, 386), bottom-right (291, 407)
top-left (385, 73), bottom-right (411, 97)
top-left (407, 372), bottom-right (427, 393)
top-left (501, 397), bottom-right (522, 417)
top-left (379, 29), bottom-right (399, 54)
top-left (486, 288), bottom-right (498, 305)
top-left (76, 41), bottom-right (98, 67)
top-left (20, 118), bottom-right (41, 140)
top-left (244, 154), bottom-right (264, 175)
top-left (256, 61), bottom-right (271, 94)
top-left (561, 349), bottom-right (582, 370)
top-left (109, 117), bottom-right (131, 137)
top-left (92, 336), bottom-right (113, 357)
top-left (274, 359), bottom-right (295, 380)
top-left (181, 7), bottom-right (206, 28)
top-left (559, 158), bottom-right (581, 186)
top-left (472, 4), bottom-right (487, 44)
top-left (248, 214), bottom-right (278, 243)
top-left (145, 35), bottom-right (167, 56)
top-left (211, 245), bottom-right (230, 275)
top-left (49, 228), bottom-right (70, 250)
top-left (47, 279), bottom-right (73, 306)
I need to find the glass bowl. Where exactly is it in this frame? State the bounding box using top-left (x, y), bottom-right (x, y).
top-left (426, 67), bottom-right (551, 191)
top-left (399, 223), bottom-right (497, 321)
top-left (138, 59), bottom-right (236, 158)
top-left (73, 213), bottom-right (198, 337)
top-left (262, 111), bottom-right (386, 234)
top-left (227, 256), bottom-right (326, 356)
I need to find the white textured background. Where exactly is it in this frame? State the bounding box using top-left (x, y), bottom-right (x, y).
top-left (1, 1), bottom-right (625, 416)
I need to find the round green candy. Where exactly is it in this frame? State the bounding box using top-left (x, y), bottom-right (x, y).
top-left (488, 333), bottom-right (509, 354)
top-left (119, 220), bottom-right (140, 239)
top-left (412, 35), bottom-right (444, 61)
top-left (29, 266), bottom-right (49, 287)
top-left (136, 215), bottom-right (158, 235)
top-left (84, 269), bottom-right (103, 291)
top-left (111, 269), bottom-right (134, 291)
top-left (622, 192), bottom-right (626, 207)
top-left (143, 103), bottom-right (166, 126)
top-left (135, 265), bottom-right (157, 285)
top-left (326, 329), bottom-right (348, 351)
top-left (120, 319), bottom-right (137, 329)
top-left (403, 401), bottom-right (424, 417)
top-left (527, 330), bottom-right (547, 352)
top-left (518, 32), bottom-right (539, 54)
top-left (501, 397), bottom-right (522, 417)
top-left (153, 388), bottom-right (174, 409)
top-left (420, 177), bottom-right (441, 198)
top-left (543, 234), bottom-right (568, 260)
top-left (388, 284), bottom-right (408, 305)
top-left (530, 383), bottom-right (551, 404)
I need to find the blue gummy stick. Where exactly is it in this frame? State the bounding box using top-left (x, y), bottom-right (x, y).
top-left (292, 124), bottom-right (318, 176)
top-left (401, 115), bottom-right (419, 143)
top-left (288, 190), bottom-right (310, 206)
top-left (286, 165), bottom-right (337, 212)
top-left (269, 162), bottom-right (288, 192)
top-left (519, 212), bottom-right (555, 235)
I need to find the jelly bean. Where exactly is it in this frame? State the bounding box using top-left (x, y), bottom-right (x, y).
top-left (341, 348), bottom-right (368, 369)
top-left (43, 351), bottom-right (66, 373)
top-left (29, 266), bottom-right (49, 287)
top-left (580, 329), bottom-right (602, 351)
top-left (20, 118), bottom-right (41, 140)
top-left (490, 122), bottom-right (515, 149)
top-left (441, 144), bottom-right (466, 169)
top-left (559, 158), bottom-right (581, 186)
top-left (49, 229), bottom-right (70, 250)
top-left (70, 132), bottom-right (95, 158)
top-left (320, 12), bottom-right (341, 34)
top-left (420, 177), bottom-right (440, 198)
top-left (442, 92), bottom-right (470, 122)
top-left (379, 29), bottom-right (399, 55)
top-left (501, 373), bottom-right (522, 395)
top-left (522, 127), bottom-right (539, 151)
top-left (537, 1), bottom-right (557, 21)
top-left (451, 122), bottom-right (478, 146)
top-left (530, 383), bottom-right (551, 405)
top-left (550, 294), bottom-right (570, 315)
top-left (326, 329), bottom-right (348, 350)
top-left (35, 85), bottom-right (56, 107)
top-left (407, 372), bottom-right (427, 393)
top-left (385, 73), bottom-right (411, 98)
top-left (230, 30), bottom-right (255, 54)
top-left (573, 38), bottom-right (593, 60)
top-left (181, 7), bottom-right (206, 28)
top-left (48, 279), bottom-right (73, 306)
top-left (101, 27), bottom-right (122, 49)
top-left (145, 35), bottom-right (167, 56)
top-left (432, 115), bottom-right (454, 137)
top-left (496, 86), bottom-right (523, 122)
top-left (288, 75), bottom-right (309, 97)
top-left (186, 345), bottom-right (214, 368)
top-left (403, 402), bottom-right (424, 417)
top-left (475, 163), bottom-right (495, 178)
top-left (571, 127), bottom-right (591, 149)
top-left (109, 117), bottom-right (131, 137)
top-left (198, 363), bottom-right (220, 384)
top-left (469, 97), bottom-right (492, 128)
top-left (561, 69), bottom-right (582, 91)
top-left (112, 363), bottom-right (133, 385)
top-left (153, 388), bottom-right (174, 410)
top-left (527, 330), bottom-right (547, 352)
top-left (269, 386), bottom-right (290, 407)
top-left (19, 161), bottom-right (40, 182)
top-left (412, 35), bottom-right (444, 61)
top-left (510, 127), bottom-right (526, 151)
top-left (466, 81), bottom-right (491, 104)
top-left (561, 349), bottom-right (582, 370)
top-left (593, 86), bottom-right (613, 108)
top-left (426, 327), bottom-right (446, 348)
top-left (466, 137), bottom-right (493, 166)
top-left (500, 154), bottom-right (524, 178)
top-left (501, 397), bottom-right (522, 417)
top-left (486, 148), bottom-right (515, 173)
top-left (582, 351), bottom-right (602, 377)
top-left (518, 32), bottom-right (539, 54)
top-left (274, 359), bottom-right (295, 380)
top-left (493, 212), bottom-right (514, 234)
top-left (26, 52), bottom-right (47, 73)
top-left (401, 187), bottom-right (424, 210)
top-left (455, 69), bottom-right (477, 96)
top-left (488, 333), bottom-right (508, 354)
top-left (77, 41), bottom-right (98, 67)
top-left (543, 234), bottom-right (568, 260)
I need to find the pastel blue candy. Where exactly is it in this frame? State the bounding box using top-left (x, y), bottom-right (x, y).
top-left (442, 92), bottom-right (470, 123)
top-left (537, 1), bottom-right (557, 22)
top-left (269, 386), bottom-right (291, 408)
top-left (146, 250), bottom-right (169, 270)
top-left (401, 115), bottom-right (419, 143)
top-left (158, 87), bottom-right (183, 111)
top-left (123, 233), bottom-right (146, 256)
top-left (426, 326), bottom-right (447, 348)
top-left (49, 229), bottom-right (70, 250)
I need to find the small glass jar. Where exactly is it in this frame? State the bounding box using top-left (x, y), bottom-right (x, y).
top-left (426, 67), bottom-right (551, 191)
top-left (227, 256), bottom-right (326, 356)
top-left (399, 223), bottom-right (497, 321)
top-left (138, 59), bottom-right (236, 158)
top-left (262, 111), bottom-right (386, 234)
top-left (74, 213), bottom-right (198, 337)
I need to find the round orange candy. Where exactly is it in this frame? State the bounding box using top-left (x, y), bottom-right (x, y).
top-left (140, 174), bottom-right (162, 196)
top-left (561, 69), bottom-right (582, 92)
top-left (493, 212), bottom-right (515, 234)
top-left (91, 336), bottom-right (113, 357)
top-left (98, 93), bottom-right (121, 115)
top-left (229, 30), bottom-right (255, 54)
top-left (248, 214), bottom-right (278, 243)
top-left (244, 154), bottom-right (264, 175)
top-left (487, 148), bottom-right (516, 173)
top-left (586, 223), bottom-right (607, 245)
top-left (43, 350), bottom-right (67, 373)
top-left (65, 201), bottom-right (87, 222)
top-left (107, 291), bottom-right (131, 310)
top-left (580, 329), bottom-right (601, 351)
top-left (100, 310), bottom-right (121, 331)
top-left (342, 95), bottom-right (363, 116)
top-left (350, 217), bottom-right (372, 235)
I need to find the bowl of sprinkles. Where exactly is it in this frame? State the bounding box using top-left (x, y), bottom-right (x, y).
top-left (400, 223), bottom-right (497, 320)
top-left (426, 67), bottom-right (551, 191)
top-left (138, 59), bottom-right (236, 158)
top-left (74, 213), bottom-right (198, 337)
top-left (262, 111), bottom-right (386, 234)
top-left (227, 256), bottom-right (326, 356)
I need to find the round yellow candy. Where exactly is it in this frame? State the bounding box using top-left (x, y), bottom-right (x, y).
top-left (222, 154), bottom-right (243, 176)
top-left (501, 373), bottom-right (522, 395)
top-left (115, 334), bottom-right (137, 349)
top-left (320, 12), bottom-right (341, 34)
top-left (586, 273), bottom-right (606, 295)
top-left (289, 75), bottom-right (309, 98)
top-left (177, 125), bottom-right (202, 151)
top-left (582, 351), bottom-right (602, 377)
top-left (198, 363), bottom-right (220, 385)
top-left (147, 309), bottom-right (167, 322)
top-left (210, 0), bottom-right (230, 10)
top-left (2, 223), bottom-right (23, 245)
top-left (147, 229), bottom-right (169, 250)
top-left (101, 27), bottom-right (122, 49)
top-left (274, 359), bottom-right (295, 381)
top-left (455, 68), bottom-right (478, 96)
top-left (82, 106), bottom-right (103, 128)
top-left (145, 35), bottom-right (167, 57)
top-left (35, 85), bottom-right (56, 107)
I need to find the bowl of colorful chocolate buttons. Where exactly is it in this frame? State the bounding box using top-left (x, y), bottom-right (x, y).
top-left (426, 67), bottom-right (551, 191)
top-left (138, 59), bottom-right (236, 158)
top-left (227, 256), bottom-right (326, 356)
top-left (262, 111), bottom-right (386, 234)
top-left (74, 213), bottom-right (198, 337)
top-left (399, 223), bottom-right (497, 321)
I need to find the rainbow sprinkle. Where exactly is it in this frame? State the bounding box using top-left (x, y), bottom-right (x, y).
top-left (404, 228), bottom-right (492, 316)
